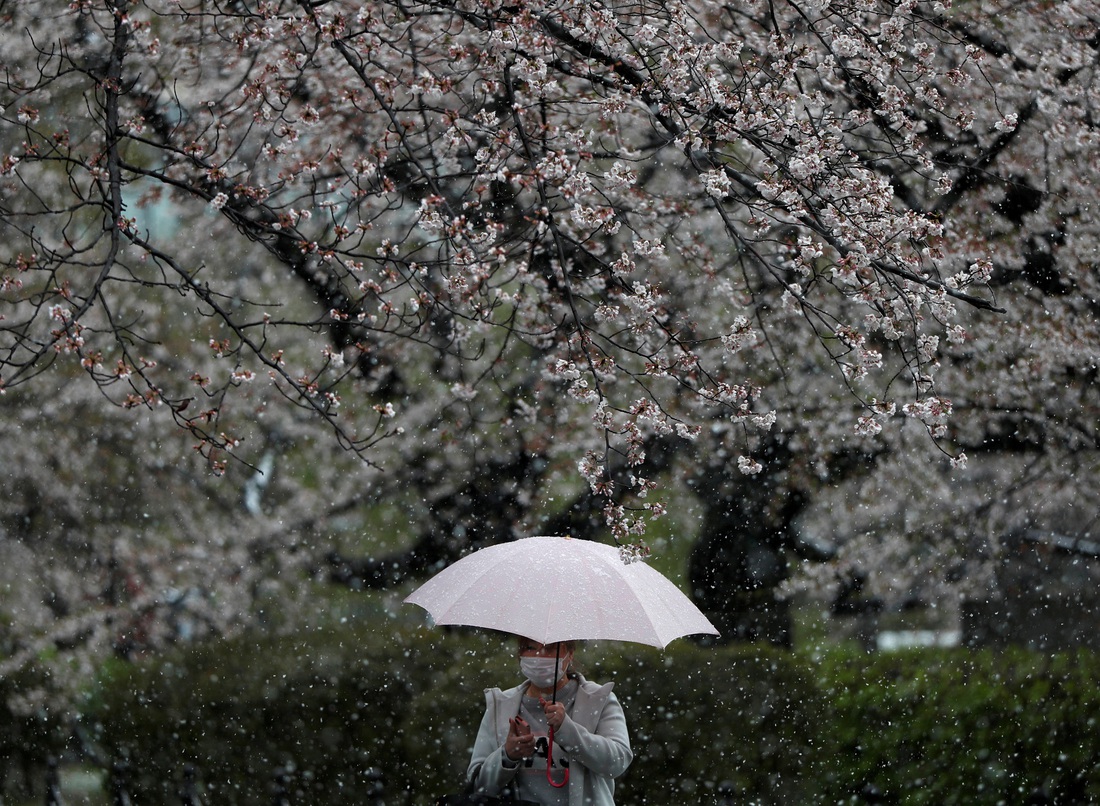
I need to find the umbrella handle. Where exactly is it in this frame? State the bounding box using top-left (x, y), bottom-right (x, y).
top-left (546, 727), bottom-right (569, 788)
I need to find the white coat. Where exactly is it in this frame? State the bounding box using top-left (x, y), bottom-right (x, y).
top-left (468, 673), bottom-right (633, 806)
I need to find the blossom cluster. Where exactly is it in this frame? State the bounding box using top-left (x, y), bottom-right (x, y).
top-left (1, 0), bottom-right (1096, 716)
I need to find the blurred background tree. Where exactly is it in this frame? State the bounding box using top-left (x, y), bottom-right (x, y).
top-left (1, 0), bottom-right (1098, 725)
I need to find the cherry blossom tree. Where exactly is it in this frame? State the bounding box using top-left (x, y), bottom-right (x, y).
top-left (2, 0), bottom-right (1098, 717)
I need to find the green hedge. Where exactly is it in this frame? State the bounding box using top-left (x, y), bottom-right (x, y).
top-left (811, 647), bottom-right (1100, 804)
top-left (79, 628), bottom-right (1100, 805)
top-left (87, 626), bottom-right (424, 804)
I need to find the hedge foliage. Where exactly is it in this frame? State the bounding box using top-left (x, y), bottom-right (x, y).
top-left (62, 628), bottom-right (1100, 805)
top-left (812, 648), bottom-right (1100, 804)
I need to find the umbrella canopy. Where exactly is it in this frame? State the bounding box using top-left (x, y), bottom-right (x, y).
top-left (403, 535), bottom-right (719, 648)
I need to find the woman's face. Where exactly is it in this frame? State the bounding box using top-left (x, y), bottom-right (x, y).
top-left (517, 639), bottom-right (574, 687)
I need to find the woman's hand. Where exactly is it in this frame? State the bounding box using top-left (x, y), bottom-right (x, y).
top-left (539, 698), bottom-right (566, 731)
top-left (505, 716), bottom-right (535, 761)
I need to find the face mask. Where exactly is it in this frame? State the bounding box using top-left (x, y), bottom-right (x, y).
top-left (520, 655), bottom-right (569, 688)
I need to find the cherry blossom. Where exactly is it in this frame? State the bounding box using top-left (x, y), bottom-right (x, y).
top-left (1, 0), bottom-right (1098, 713)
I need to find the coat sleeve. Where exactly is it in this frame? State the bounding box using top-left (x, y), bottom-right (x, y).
top-left (467, 695), bottom-right (520, 795)
top-left (552, 691), bottom-right (633, 778)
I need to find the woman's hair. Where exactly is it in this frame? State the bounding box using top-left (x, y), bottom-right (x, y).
top-left (558, 641), bottom-right (579, 679)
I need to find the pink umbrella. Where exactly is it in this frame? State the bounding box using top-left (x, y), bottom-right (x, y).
top-left (404, 535), bottom-right (719, 788)
top-left (404, 535), bottom-right (719, 649)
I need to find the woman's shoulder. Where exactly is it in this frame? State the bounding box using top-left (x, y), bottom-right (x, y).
top-left (484, 681), bottom-right (528, 703)
top-left (573, 673), bottom-right (616, 699)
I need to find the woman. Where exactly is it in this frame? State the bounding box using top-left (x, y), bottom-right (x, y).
top-left (467, 638), bottom-right (632, 806)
